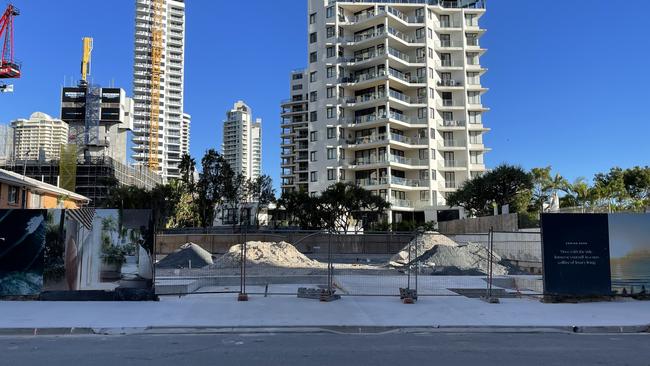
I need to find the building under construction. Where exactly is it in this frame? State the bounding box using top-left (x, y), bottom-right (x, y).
top-left (0, 156), bottom-right (162, 207)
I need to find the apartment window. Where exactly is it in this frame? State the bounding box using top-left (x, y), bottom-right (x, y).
top-left (310, 52), bottom-right (318, 63)
top-left (430, 108), bottom-right (435, 119)
top-left (310, 131), bottom-right (318, 142)
top-left (467, 72), bottom-right (480, 85)
top-left (429, 87), bottom-right (435, 99)
top-left (418, 149), bottom-right (428, 160)
top-left (310, 32), bottom-right (317, 43)
top-left (428, 67), bottom-right (434, 78)
top-left (465, 14), bottom-right (476, 27)
top-left (339, 169), bottom-right (346, 180)
top-left (427, 28), bottom-right (433, 39)
top-left (309, 71), bottom-right (317, 82)
top-left (326, 26), bottom-right (335, 38)
top-left (310, 171), bottom-right (318, 182)
top-left (469, 132), bottom-right (481, 144)
top-left (310, 91), bottom-right (318, 102)
top-left (327, 169), bottom-right (335, 180)
top-left (326, 87), bottom-right (335, 98)
top-left (292, 84), bottom-right (303, 90)
top-left (326, 46), bottom-right (335, 58)
top-left (470, 151), bottom-right (483, 164)
top-left (468, 91), bottom-right (481, 104)
top-left (292, 73), bottom-right (303, 80)
top-left (469, 111), bottom-right (481, 124)
top-left (7, 185), bottom-right (18, 204)
top-left (327, 127), bottom-right (336, 139)
top-left (327, 107), bottom-right (335, 119)
top-left (327, 148), bottom-right (336, 160)
top-left (326, 6), bottom-right (334, 18)
top-left (431, 170), bottom-right (437, 181)
top-left (309, 13), bottom-right (317, 24)
top-left (428, 47), bottom-right (434, 59)
top-left (420, 191), bottom-right (429, 201)
top-left (416, 28), bottom-right (425, 40)
top-left (417, 108), bottom-right (427, 120)
top-left (466, 52), bottom-right (479, 65)
top-left (431, 149), bottom-right (436, 160)
top-left (327, 66), bottom-right (335, 78)
top-left (310, 151), bottom-right (317, 162)
top-left (310, 111), bottom-right (317, 122)
top-left (444, 172), bottom-right (456, 189)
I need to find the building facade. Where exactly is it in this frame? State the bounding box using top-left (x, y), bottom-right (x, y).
top-left (61, 86), bottom-right (133, 164)
top-left (181, 112), bottom-right (191, 156)
top-left (0, 124), bottom-right (13, 163)
top-left (282, 0), bottom-right (490, 223)
top-left (132, 0), bottom-right (187, 180)
top-left (222, 101), bottom-right (262, 180)
top-left (0, 169), bottom-right (89, 209)
top-left (11, 112), bottom-right (69, 161)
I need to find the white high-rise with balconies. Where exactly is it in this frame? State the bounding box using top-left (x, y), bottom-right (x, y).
top-left (222, 101), bottom-right (262, 180)
top-left (132, 0), bottom-right (187, 180)
top-left (282, 0), bottom-right (490, 224)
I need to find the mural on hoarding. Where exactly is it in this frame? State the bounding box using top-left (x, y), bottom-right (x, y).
top-left (43, 209), bottom-right (154, 292)
top-left (609, 214), bottom-right (650, 294)
top-left (0, 210), bottom-right (47, 296)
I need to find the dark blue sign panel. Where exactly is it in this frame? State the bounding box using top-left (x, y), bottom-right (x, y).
top-left (541, 213), bottom-right (612, 296)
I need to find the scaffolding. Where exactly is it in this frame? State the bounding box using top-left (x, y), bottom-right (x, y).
top-left (59, 144), bottom-right (77, 192)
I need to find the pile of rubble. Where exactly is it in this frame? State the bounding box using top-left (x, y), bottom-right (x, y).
top-left (156, 243), bottom-right (214, 269)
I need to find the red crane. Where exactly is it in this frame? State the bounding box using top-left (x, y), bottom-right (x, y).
top-left (0, 4), bottom-right (20, 79)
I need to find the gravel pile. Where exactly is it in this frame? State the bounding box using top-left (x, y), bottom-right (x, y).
top-left (389, 232), bottom-right (458, 266)
top-left (417, 243), bottom-right (509, 276)
top-left (156, 243), bottom-right (214, 269)
top-left (209, 241), bottom-right (322, 269)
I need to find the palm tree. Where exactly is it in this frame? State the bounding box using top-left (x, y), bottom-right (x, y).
top-left (568, 178), bottom-right (592, 211)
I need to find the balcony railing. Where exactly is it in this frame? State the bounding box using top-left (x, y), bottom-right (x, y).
top-left (442, 139), bottom-right (464, 147)
top-left (389, 112), bottom-right (427, 125)
top-left (436, 60), bottom-right (464, 68)
top-left (436, 40), bottom-right (464, 48)
top-left (340, 49), bottom-right (386, 64)
top-left (437, 79), bottom-right (463, 87)
top-left (443, 159), bottom-right (464, 167)
top-left (389, 133), bottom-right (427, 146)
top-left (387, 27), bottom-right (419, 44)
top-left (388, 47), bottom-right (424, 64)
top-left (356, 177), bottom-right (389, 187)
top-left (439, 20), bottom-right (462, 29)
top-left (439, 100), bottom-right (463, 108)
top-left (344, 29), bottom-right (386, 43)
top-left (440, 120), bottom-right (466, 127)
top-left (391, 177), bottom-right (430, 187)
top-left (347, 134), bottom-right (387, 145)
top-left (389, 90), bottom-right (425, 104)
top-left (387, 7), bottom-right (424, 24)
top-left (329, 0), bottom-right (485, 10)
top-left (388, 68), bottom-right (426, 84)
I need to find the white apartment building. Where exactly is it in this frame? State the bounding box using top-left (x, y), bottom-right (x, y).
top-left (10, 112), bottom-right (69, 161)
top-left (222, 101), bottom-right (262, 180)
top-left (132, 0), bottom-right (187, 180)
top-left (181, 112), bottom-right (191, 155)
top-left (282, 0), bottom-right (490, 224)
top-left (0, 124), bottom-right (13, 163)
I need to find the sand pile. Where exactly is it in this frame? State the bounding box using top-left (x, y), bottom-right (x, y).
top-left (389, 232), bottom-right (458, 266)
top-left (157, 243), bottom-right (214, 269)
top-left (209, 241), bottom-right (322, 269)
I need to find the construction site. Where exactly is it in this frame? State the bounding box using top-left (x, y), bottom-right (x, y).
top-left (0, 2), bottom-right (168, 206)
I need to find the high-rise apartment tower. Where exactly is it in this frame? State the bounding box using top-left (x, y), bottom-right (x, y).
top-left (132, 0), bottom-right (187, 180)
top-left (281, 0), bottom-right (490, 223)
top-left (222, 101), bottom-right (262, 180)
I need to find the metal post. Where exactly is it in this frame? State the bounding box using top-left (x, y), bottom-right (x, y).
top-left (328, 230), bottom-right (333, 293)
top-left (238, 217), bottom-right (248, 301)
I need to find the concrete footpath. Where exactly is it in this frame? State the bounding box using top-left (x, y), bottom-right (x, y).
top-left (1, 294), bottom-right (649, 335)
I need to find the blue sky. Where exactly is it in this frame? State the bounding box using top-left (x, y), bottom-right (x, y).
top-left (1, 0), bottom-right (649, 191)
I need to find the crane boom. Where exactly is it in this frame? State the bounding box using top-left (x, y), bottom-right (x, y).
top-left (148, 0), bottom-right (164, 172)
top-left (80, 37), bottom-right (93, 83)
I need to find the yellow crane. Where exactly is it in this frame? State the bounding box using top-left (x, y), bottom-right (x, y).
top-left (80, 37), bottom-right (93, 83)
top-left (148, 0), bottom-right (164, 172)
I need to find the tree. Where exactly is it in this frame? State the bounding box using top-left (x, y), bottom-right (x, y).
top-left (623, 166), bottom-right (650, 210)
top-left (593, 167), bottom-right (628, 212)
top-left (178, 153), bottom-right (196, 192)
top-left (278, 190), bottom-right (320, 229)
top-left (246, 174), bottom-right (276, 228)
top-left (222, 170), bottom-right (249, 230)
top-left (196, 149), bottom-right (229, 227)
top-left (447, 164), bottom-right (533, 217)
top-left (317, 182), bottom-right (390, 234)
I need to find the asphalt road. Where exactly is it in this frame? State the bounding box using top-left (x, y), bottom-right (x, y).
top-left (1, 332), bottom-right (649, 366)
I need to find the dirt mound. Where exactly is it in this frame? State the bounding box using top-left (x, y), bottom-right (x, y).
top-left (209, 241), bottom-right (322, 269)
top-left (389, 232), bottom-right (458, 266)
top-left (157, 243), bottom-right (214, 269)
top-left (419, 243), bottom-right (508, 276)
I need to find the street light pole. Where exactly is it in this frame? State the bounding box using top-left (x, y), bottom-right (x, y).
top-left (21, 149), bottom-right (31, 209)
